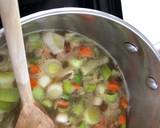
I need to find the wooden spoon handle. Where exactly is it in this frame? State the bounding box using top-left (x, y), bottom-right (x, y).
top-left (0, 0), bottom-right (33, 105)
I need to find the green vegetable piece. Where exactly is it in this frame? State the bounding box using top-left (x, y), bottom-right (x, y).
top-left (0, 72), bottom-right (15, 88)
top-left (28, 33), bottom-right (43, 49)
top-left (69, 58), bottom-right (83, 69)
top-left (101, 65), bottom-right (112, 80)
top-left (84, 84), bottom-right (96, 93)
top-left (32, 86), bottom-right (45, 101)
top-left (84, 106), bottom-right (100, 125)
top-left (47, 63), bottom-right (61, 74)
top-left (61, 94), bottom-right (70, 100)
top-left (104, 92), bottom-right (118, 103)
top-left (79, 122), bottom-right (89, 128)
top-left (42, 99), bottom-right (53, 108)
top-left (121, 124), bottom-right (126, 128)
top-left (0, 88), bottom-right (19, 102)
top-left (81, 57), bottom-right (109, 75)
top-left (73, 102), bottom-right (84, 116)
top-left (0, 101), bottom-right (17, 112)
top-left (73, 73), bottom-right (82, 84)
top-left (63, 80), bottom-right (74, 94)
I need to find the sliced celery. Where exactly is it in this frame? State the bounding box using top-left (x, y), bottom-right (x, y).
top-left (79, 122), bottom-right (89, 128)
top-left (101, 65), bottom-right (112, 80)
top-left (84, 106), bottom-right (100, 125)
top-left (32, 86), bottom-right (45, 101)
top-left (28, 33), bottom-right (43, 49)
top-left (0, 72), bottom-right (15, 88)
top-left (41, 99), bottom-right (53, 108)
top-left (0, 101), bottom-right (17, 112)
top-left (81, 57), bottom-right (109, 75)
top-left (69, 58), bottom-right (83, 69)
top-left (73, 102), bottom-right (84, 116)
top-left (63, 80), bottom-right (74, 94)
top-left (104, 92), bottom-right (118, 103)
top-left (84, 84), bottom-right (96, 93)
top-left (0, 88), bottom-right (19, 102)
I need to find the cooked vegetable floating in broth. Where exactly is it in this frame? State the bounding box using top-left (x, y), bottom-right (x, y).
top-left (0, 30), bottom-right (129, 128)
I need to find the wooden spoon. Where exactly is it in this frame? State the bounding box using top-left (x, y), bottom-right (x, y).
top-left (0, 0), bottom-right (55, 128)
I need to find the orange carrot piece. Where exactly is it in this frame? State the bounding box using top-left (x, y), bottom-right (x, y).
top-left (106, 82), bottom-right (120, 92)
top-left (79, 46), bottom-right (93, 58)
top-left (73, 83), bottom-right (81, 90)
top-left (30, 79), bottom-right (38, 88)
top-left (120, 97), bottom-right (128, 109)
top-left (56, 100), bottom-right (69, 108)
top-left (118, 115), bottom-right (126, 125)
top-left (29, 64), bottom-right (40, 74)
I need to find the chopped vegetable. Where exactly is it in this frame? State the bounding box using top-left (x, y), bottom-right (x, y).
top-left (41, 99), bottom-right (53, 108)
top-left (84, 106), bottom-right (101, 125)
top-left (61, 94), bottom-right (70, 100)
top-left (56, 100), bottom-right (70, 108)
top-left (0, 88), bottom-right (19, 102)
top-left (79, 46), bottom-right (93, 58)
top-left (29, 64), bottom-right (40, 74)
top-left (0, 72), bottom-right (15, 88)
top-left (30, 79), bottom-right (37, 88)
top-left (104, 92), bottom-right (118, 103)
top-left (46, 83), bottom-right (63, 99)
top-left (42, 32), bottom-right (64, 54)
top-left (56, 112), bottom-right (68, 123)
top-left (120, 97), bottom-right (128, 109)
top-left (72, 102), bottom-right (84, 116)
top-left (81, 57), bottom-right (109, 75)
top-left (69, 58), bottom-right (83, 69)
top-left (73, 73), bottom-right (82, 84)
top-left (101, 65), bottom-right (112, 80)
top-left (106, 82), bottom-right (120, 92)
top-left (28, 33), bottom-right (43, 49)
top-left (93, 96), bottom-right (103, 106)
top-left (96, 84), bottom-right (106, 94)
top-left (38, 75), bottom-right (51, 88)
top-left (79, 122), bottom-right (89, 128)
top-left (73, 83), bottom-right (81, 90)
top-left (118, 115), bottom-right (126, 125)
top-left (63, 80), bottom-right (74, 94)
top-left (44, 59), bottom-right (62, 76)
top-left (0, 101), bottom-right (17, 112)
top-left (84, 84), bottom-right (96, 93)
top-left (32, 86), bottom-right (45, 101)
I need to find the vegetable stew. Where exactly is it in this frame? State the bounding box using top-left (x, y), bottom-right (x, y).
top-left (0, 30), bottom-right (129, 128)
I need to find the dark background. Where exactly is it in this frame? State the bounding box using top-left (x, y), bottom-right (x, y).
top-left (0, 0), bottom-right (123, 27)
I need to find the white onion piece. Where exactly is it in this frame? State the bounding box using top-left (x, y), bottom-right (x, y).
top-left (96, 84), bottom-right (106, 94)
top-left (93, 96), bottom-right (103, 106)
top-left (56, 113), bottom-right (68, 124)
top-left (42, 32), bottom-right (64, 54)
top-left (46, 83), bottom-right (63, 99)
top-left (38, 75), bottom-right (51, 88)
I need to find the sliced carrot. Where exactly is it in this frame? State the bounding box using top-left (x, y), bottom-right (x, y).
top-left (79, 46), bottom-right (93, 58)
top-left (56, 100), bottom-right (69, 108)
top-left (30, 79), bottom-right (38, 88)
top-left (106, 82), bottom-right (120, 92)
top-left (73, 83), bottom-right (81, 90)
top-left (29, 64), bottom-right (40, 74)
top-left (120, 97), bottom-right (128, 109)
top-left (118, 115), bottom-right (126, 125)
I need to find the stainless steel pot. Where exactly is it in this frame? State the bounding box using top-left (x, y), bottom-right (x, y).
top-left (0, 8), bottom-right (160, 128)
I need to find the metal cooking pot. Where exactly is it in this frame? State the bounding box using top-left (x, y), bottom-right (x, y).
top-left (0, 8), bottom-right (160, 128)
